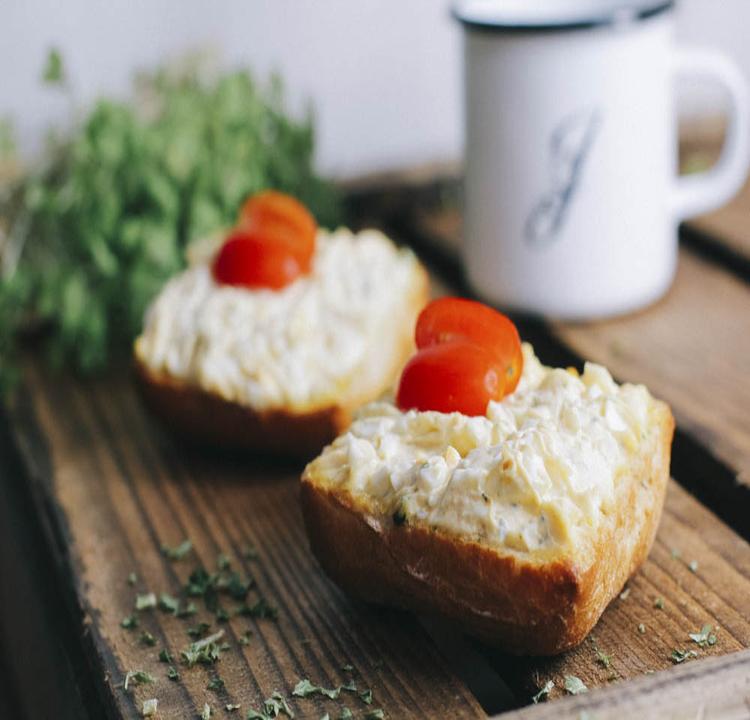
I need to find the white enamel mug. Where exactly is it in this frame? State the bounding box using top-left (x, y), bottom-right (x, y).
top-left (454, 0), bottom-right (750, 319)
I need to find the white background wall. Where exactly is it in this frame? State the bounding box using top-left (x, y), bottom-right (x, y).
top-left (1, 1), bottom-right (747, 179)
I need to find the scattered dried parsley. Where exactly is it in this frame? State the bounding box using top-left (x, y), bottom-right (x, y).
top-left (159, 649), bottom-right (173, 663)
top-left (167, 666), bottom-right (180, 681)
top-left (619, 588), bottom-right (631, 601)
top-left (689, 624), bottom-right (717, 648)
top-left (320, 715), bottom-right (330, 720)
top-left (123, 670), bottom-right (154, 691)
top-left (187, 622), bottom-right (212, 639)
top-left (207, 676), bottom-right (225, 692)
top-left (159, 592), bottom-right (180, 615)
top-left (225, 705), bottom-right (241, 712)
top-left (246, 692), bottom-right (294, 719)
top-left (364, 711), bottom-right (385, 720)
top-left (292, 678), bottom-right (357, 701)
top-left (181, 629), bottom-right (226, 667)
top-left (359, 689), bottom-right (373, 705)
top-left (177, 601), bottom-right (198, 618)
top-left (162, 538), bottom-right (193, 561)
top-left (142, 698), bottom-right (158, 717)
top-left (341, 664), bottom-right (354, 673)
top-left (688, 560), bottom-right (699, 573)
top-left (595, 648), bottom-right (613, 669)
top-left (563, 675), bottom-right (588, 695)
top-left (638, 623), bottom-right (646, 634)
top-left (121, 614), bottom-right (139, 630)
top-left (140, 631), bottom-right (157, 647)
top-left (135, 593), bottom-right (157, 611)
top-left (531, 680), bottom-right (554, 703)
top-left (653, 597), bottom-right (665, 610)
top-left (216, 608), bottom-right (230, 623)
top-left (127, 572), bottom-right (137, 586)
top-left (201, 703), bottom-right (212, 720)
top-left (239, 630), bottom-right (253, 646)
top-left (339, 710), bottom-right (353, 720)
top-left (670, 648), bottom-right (698, 664)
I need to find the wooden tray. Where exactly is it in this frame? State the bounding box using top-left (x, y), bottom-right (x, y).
top-left (2, 175), bottom-right (750, 719)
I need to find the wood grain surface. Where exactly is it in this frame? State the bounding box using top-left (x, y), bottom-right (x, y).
top-left (8, 364), bottom-right (484, 720)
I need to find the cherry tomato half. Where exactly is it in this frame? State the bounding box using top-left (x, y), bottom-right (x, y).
top-left (396, 341), bottom-right (505, 416)
top-left (415, 297), bottom-right (523, 393)
top-left (212, 230), bottom-right (303, 290)
top-left (238, 190), bottom-right (317, 272)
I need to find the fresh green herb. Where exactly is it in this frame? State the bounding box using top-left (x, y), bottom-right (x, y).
top-left (123, 670), bottom-right (154, 691)
top-left (359, 689), bottom-right (373, 705)
top-left (187, 622), bottom-right (212, 639)
top-left (338, 710), bottom-right (353, 720)
top-left (0, 55), bottom-right (340, 388)
top-left (217, 554), bottom-right (231, 571)
top-left (563, 675), bottom-right (588, 695)
top-left (688, 560), bottom-right (699, 573)
top-left (159, 648), bottom-right (173, 663)
top-left (136, 593), bottom-right (157, 610)
top-left (142, 698), bottom-right (158, 717)
top-left (167, 666), bottom-right (180, 681)
top-left (216, 608), bottom-right (230, 623)
top-left (689, 624), bottom-right (717, 648)
top-left (201, 703), bottom-right (212, 720)
top-left (638, 623), bottom-right (646, 635)
top-left (207, 676), bottom-right (225, 692)
top-left (224, 572), bottom-right (253, 601)
top-left (159, 592), bottom-right (180, 614)
top-left (293, 679), bottom-right (340, 700)
top-left (177, 601), bottom-right (198, 618)
top-left (162, 539), bottom-right (193, 561)
top-left (127, 572), bottom-right (137, 586)
top-left (363, 711), bottom-right (385, 720)
top-left (595, 648), bottom-right (613, 668)
top-left (653, 597), bottom-right (665, 610)
top-left (247, 692), bottom-right (294, 719)
top-left (121, 614), bottom-right (139, 630)
top-left (42, 48), bottom-right (65, 86)
top-left (140, 631), bottom-right (157, 647)
top-left (670, 648), bottom-right (698, 664)
top-left (238, 598), bottom-right (278, 621)
top-left (619, 587), bottom-right (631, 601)
top-left (531, 680), bottom-right (554, 703)
top-left (239, 630), bottom-right (253, 646)
top-left (181, 629), bottom-right (226, 667)
top-left (226, 705), bottom-right (241, 712)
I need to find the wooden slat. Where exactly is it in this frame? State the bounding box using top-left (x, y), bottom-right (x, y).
top-left (497, 648), bottom-right (750, 720)
top-left (485, 480), bottom-right (750, 703)
top-left (7, 365), bottom-right (484, 720)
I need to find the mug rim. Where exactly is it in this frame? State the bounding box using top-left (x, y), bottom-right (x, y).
top-left (452, 0), bottom-right (675, 33)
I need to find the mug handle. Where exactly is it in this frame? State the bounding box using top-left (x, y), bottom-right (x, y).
top-left (672, 48), bottom-right (750, 220)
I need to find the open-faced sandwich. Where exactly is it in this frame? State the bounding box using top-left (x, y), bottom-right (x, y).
top-left (134, 191), bottom-right (429, 455)
top-left (301, 298), bottom-right (674, 654)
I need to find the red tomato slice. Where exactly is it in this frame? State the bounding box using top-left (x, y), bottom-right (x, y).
top-left (415, 297), bottom-right (524, 393)
top-left (212, 230), bottom-right (303, 290)
top-left (396, 341), bottom-right (505, 416)
top-left (238, 190), bottom-right (317, 271)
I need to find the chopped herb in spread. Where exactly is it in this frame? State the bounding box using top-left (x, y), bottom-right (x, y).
top-left (121, 614), bottom-right (139, 630)
top-left (688, 560), bottom-right (699, 573)
top-left (159, 593), bottom-right (180, 614)
top-left (127, 572), bottom-right (137, 586)
top-left (162, 538), bottom-right (193, 561)
top-left (167, 666), bottom-right (180, 681)
top-left (531, 680), bottom-right (554, 703)
top-left (123, 670), bottom-right (154, 691)
top-left (135, 593), bottom-right (157, 611)
top-left (140, 631), bottom-right (157, 647)
top-left (653, 597), bottom-right (665, 610)
top-left (142, 698), bottom-right (158, 717)
top-left (689, 624), bottom-right (717, 648)
top-left (638, 623), bottom-right (646, 634)
top-left (207, 676), bottom-right (225, 692)
top-left (670, 648), bottom-right (698, 664)
top-left (563, 675), bottom-right (588, 695)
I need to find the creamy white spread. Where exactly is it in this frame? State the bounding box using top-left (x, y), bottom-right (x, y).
top-left (135, 228), bottom-right (420, 410)
top-left (306, 345), bottom-right (654, 554)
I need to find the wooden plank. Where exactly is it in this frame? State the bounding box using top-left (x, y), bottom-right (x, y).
top-left (496, 647), bottom-right (750, 720)
top-left (6, 365), bottom-right (485, 720)
top-left (483, 480), bottom-right (750, 703)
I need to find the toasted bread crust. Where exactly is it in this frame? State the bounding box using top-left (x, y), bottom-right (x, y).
top-left (134, 265), bottom-right (429, 457)
top-left (301, 402), bottom-right (674, 654)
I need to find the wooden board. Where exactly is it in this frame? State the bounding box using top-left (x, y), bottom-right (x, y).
top-left (6, 364), bottom-right (484, 720)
